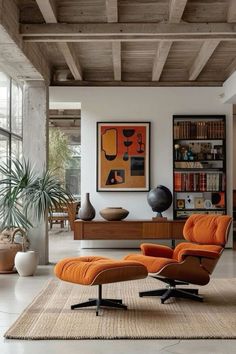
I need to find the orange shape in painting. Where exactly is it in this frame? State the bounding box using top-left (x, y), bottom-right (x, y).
top-left (101, 129), bottom-right (117, 161)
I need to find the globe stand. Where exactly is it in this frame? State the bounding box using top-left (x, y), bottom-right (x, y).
top-left (152, 216), bottom-right (167, 220)
top-left (152, 211), bottom-right (167, 220)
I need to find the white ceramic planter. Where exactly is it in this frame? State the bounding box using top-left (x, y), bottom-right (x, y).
top-left (14, 251), bottom-right (38, 277)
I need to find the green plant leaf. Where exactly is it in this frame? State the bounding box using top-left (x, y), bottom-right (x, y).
top-left (0, 157), bottom-right (73, 230)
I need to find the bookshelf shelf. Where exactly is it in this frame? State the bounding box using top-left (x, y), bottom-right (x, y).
top-left (173, 115), bottom-right (227, 220)
top-left (173, 139), bottom-right (225, 142)
top-left (174, 190), bottom-right (225, 193)
top-left (175, 159), bottom-right (224, 162)
top-left (174, 208), bottom-right (225, 211)
top-left (174, 168), bottom-right (224, 171)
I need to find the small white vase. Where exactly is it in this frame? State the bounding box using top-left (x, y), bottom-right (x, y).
top-left (14, 251), bottom-right (38, 277)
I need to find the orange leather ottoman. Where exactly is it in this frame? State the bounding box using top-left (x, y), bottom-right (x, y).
top-left (55, 256), bottom-right (148, 316)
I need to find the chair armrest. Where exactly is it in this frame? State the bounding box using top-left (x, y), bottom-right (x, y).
top-left (140, 243), bottom-right (174, 258)
top-left (178, 249), bottom-right (220, 262)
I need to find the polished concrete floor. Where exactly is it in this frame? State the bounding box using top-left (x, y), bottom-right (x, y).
top-left (0, 228), bottom-right (236, 354)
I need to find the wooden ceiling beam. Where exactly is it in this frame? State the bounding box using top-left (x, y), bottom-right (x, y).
top-left (52, 80), bottom-right (222, 87)
top-left (35, 0), bottom-right (82, 80)
top-left (57, 42), bottom-right (82, 80)
top-left (35, 0), bottom-right (57, 23)
top-left (21, 22), bottom-right (236, 39)
top-left (152, 42), bottom-right (172, 81)
top-left (224, 57), bottom-right (236, 78)
top-left (189, 40), bottom-right (220, 81)
top-left (23, 35), bottom-right (236, 42)
top-left (226, 1), bottom-right (236, 79)
top-left (112, 41), bottom-right (121, 81)
top-left (169, 0), bottom-right (188, 23)
top-left (106, 0), bottom-right (118, 23)
top-left (152, 0), bottom-right (188, 81)
top-left (228, 0), bottom-right (236, 23)
top-left (105, 1), bottom-right (120, 81)
top-left (0, 0), bottom-right (50, 82)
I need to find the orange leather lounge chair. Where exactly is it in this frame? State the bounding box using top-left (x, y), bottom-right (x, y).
top-left (125, 214), bottom-right (232, 303)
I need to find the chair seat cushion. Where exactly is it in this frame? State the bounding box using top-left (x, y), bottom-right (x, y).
top-left (54, 256), bottom-right (148, 286)
top-left (124, 254), bottom-right (177, 273)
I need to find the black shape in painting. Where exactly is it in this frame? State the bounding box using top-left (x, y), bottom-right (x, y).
top-left (137, 133), bottom-right (145, 153)
top-left (130, 157), bottom-right (145, 176)
top-left (106, 170), bottom-right (125, 185)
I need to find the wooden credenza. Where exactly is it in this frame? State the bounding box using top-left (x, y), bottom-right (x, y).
top-left (74, 219), bottom-right (185, 247)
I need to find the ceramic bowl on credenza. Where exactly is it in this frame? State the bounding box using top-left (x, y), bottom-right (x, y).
top-left (99, 207), bottom-right (129, 221)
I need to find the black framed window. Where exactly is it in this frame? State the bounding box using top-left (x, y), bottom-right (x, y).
top-left (0, 71), bottom-right (23, 170)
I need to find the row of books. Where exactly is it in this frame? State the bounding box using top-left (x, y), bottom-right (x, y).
top-left (174, 172), bottom-right (226, 192)
top-left (174, 120), bottom-right (225, 139)
top-left (175, 210), bottom-right (225, 219)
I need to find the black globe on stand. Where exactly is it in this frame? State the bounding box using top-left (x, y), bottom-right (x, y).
top-left (147, 185), bottom-right (172, 218)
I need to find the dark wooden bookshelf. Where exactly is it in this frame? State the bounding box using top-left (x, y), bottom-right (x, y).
top-left (173, 115), bottom-right (227, 220)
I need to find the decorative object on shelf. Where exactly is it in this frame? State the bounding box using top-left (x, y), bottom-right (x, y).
top-left (15, 250), bottom-right (38, 277)
top-left (204, 199), bottom-right (213, 209)
top-left (97, 122), bottom-right (150, 191)
top-left (185, 194), bottom-right (194, 209)
top-left (212, 192), bottom-right (225, 208)
top-left (147, 185), bottom-right (172, 218)
top-left (79, 193), bottom-right (96, 221)
top-left (99, 207), bottom-right (129, 221)
top-left (194, 197), bottom-right (205, 209)
top-left (173, 115), bottom-right (226, 220)
top-left (174, 144), bottom-right (180, 160)
top-left (176, 199), bottom-right (185, 209)
top-left (0, 228), bottom-right (28, 274)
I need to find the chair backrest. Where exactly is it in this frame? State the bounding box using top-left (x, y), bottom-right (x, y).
top-left (183, 214), bottom-right (232, 246)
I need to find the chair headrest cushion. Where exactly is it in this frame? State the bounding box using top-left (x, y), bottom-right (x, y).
top-left (183, 214), bottom-right (232, 245)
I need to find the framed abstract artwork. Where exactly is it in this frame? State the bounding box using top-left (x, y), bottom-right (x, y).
top-left (97, 122), bottom-right (150, 191)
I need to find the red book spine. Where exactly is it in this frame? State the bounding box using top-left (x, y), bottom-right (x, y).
top-left (200, 172), bottom-right (206, 192)
top-left (174, 172), bottom-right (182, 191)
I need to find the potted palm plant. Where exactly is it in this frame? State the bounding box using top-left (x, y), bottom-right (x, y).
top-left (0, 158), bottom-right (72, 275)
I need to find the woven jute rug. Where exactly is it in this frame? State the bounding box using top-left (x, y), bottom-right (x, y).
top-left (5, 278), bottom-right (236, 340)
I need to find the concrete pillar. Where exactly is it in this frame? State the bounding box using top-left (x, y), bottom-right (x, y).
top-left (23, 80), bottom-right (49, 265)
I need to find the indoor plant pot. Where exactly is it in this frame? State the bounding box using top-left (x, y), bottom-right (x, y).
top-left (0, 228), bottom-right (28, 274)
top-left (15, 250), bottom-right (38, 276)
top-left (0, 158), bottom-right (73, 272)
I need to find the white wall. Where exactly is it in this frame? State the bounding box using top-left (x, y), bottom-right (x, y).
top-left (50, 87), bottom-right (233, 246)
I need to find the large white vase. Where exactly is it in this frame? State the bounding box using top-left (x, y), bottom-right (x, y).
top-left (15, 251), bottom-right (38, 276)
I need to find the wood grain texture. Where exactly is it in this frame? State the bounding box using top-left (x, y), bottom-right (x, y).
top-left (106, 0), bottom-right (118, 22)
top-left (199, 41), bottom-right (236, 81)
top-left (52, 79), bottom-right (222, 86)
top-left (152, 0), bottom-right (187, 82)
top-left (12, 0), bottom-right (236, 86)
top-left (21, 22), bottom-right (236, 37)
top-left (112, 41), bottom-right (121, 80)
top-left (74, 220), bottom-right (185, 240)
top-left (0, 0), bottom-right (50, 81)
top-left (57, 42), bottom-right (82, 80)
top-left (189, 40), bottom-right (220, 80)
top-left (228, 0), bottom-right (236, 23)
top-left (169, 0), bottom-right (188, 23)
top-left (152, 42), bottom-right (172, 81)
top-left (183, 0), bottom-right (228, 23)
top-left (35, 0), bottom-right (57, 23)
top-left (35, 0), bottom-right (83, 80)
